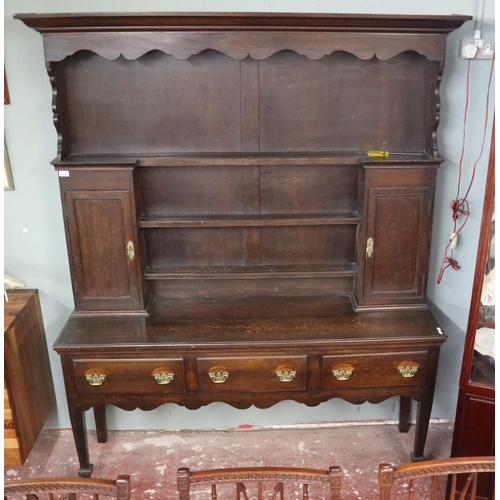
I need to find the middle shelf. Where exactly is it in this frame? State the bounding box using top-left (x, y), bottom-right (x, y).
top-left (139, 212), bottom-right (361, 228)
top-left (145, 263), bottom-right (358, 280)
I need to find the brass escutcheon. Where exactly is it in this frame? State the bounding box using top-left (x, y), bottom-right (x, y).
top-left (85, 373), bottom-right (106, 386)
top-left (153, 372), bottom-right (175, 385)
top-left (127, 240), bottom-right (135, 261)
top-left (398, 365), bottom-right (418, 378)
top-left (209, 371), bottom-right (229, 384)
top-left (276, 370), bottom-right (296, 382)
top-left (332, 365), bottom-right (354, 381)
top-left (366, 237), bottom-right (374, 258)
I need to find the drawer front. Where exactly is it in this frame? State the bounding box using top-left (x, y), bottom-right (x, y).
top-left (74, 359), bottom-right (186, 394)
top-left (322, 352), bottom-right (428, 389)
top-left (197, 356), bottom-right (307, 392)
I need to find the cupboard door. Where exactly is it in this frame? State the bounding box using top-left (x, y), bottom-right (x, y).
top-left (363, 186), bottom-right (432, 303)
top-left (64, 190), bottom-right (141, 311)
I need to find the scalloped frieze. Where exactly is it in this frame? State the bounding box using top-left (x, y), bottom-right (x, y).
top-left (42, 32), bottom-right (446, 62)
top-left (80, 392), bottom-right (417, 413)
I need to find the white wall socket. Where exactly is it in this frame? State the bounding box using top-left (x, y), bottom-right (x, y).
top-left (460, 38), bottom-right (495, 59)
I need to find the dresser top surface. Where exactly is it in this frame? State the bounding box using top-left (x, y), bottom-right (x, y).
top-left (4, 289), bottom-right (38, 334)
top-left (54, 296), bottom-right (446, 352)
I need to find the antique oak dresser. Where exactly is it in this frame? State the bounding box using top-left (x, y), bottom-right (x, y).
top-left (15, 12), bottom-right (470, 477)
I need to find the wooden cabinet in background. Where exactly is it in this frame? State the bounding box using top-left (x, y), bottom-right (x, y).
top-left (15, 12), bottom-right (470, 477)
top-left (4, 289), bottom-right (56, 466)
top-left (450, 124), bottom-right (495, 500)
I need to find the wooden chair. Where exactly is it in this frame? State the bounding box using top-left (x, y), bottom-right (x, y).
top-left (379, 456), bottom-right (494, 500)
top-left (177, 466), bottom-right (342, 500)
top-left (4, 475), bottom-right (130, 500)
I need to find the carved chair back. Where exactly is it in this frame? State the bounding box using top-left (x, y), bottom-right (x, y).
top-left (177, 466), bottom-right (342, 500)
top-left (378, 456), bottom-right (494, 500)
top-left (4, 475), bottom-right (130, 500)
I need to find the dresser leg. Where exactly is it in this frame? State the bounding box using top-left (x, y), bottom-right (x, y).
top-left (398, 396), bottom-right (411, 433)
top-left (94, 405), bottom-right (108, 443)
top-left (410, 397), bottom-right (432, 462)
top-left (68, 405), bottom-right (93, 477)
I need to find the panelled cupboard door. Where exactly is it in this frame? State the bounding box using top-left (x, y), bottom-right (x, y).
top-left (63, 189), bottom-right (142, 311)
top-left (363, 186), bottom-right (432, 304)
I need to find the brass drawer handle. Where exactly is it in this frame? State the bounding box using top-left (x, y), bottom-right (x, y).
top-left (332, 365), bottom-right (354, 381)
top-left (85, 374), bottom-right (106, 386)
top-left (209, 371), bottom-right (229, 384)
top-left (276, 370), bottom-right (296, 382)
top-left (153, 372), bottom-right (174, 385)
top-left (398, 365), bottom-right (418, 378)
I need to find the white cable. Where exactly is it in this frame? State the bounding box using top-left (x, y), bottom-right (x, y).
top-left (474, 0), bottom-right (485, 39)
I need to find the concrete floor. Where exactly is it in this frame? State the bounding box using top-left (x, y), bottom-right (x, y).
top-left (4, 421), bottom-right (454, 499)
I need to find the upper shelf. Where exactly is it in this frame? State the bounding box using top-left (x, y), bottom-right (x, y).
top-left (51, 152), bottom-right (442, 168)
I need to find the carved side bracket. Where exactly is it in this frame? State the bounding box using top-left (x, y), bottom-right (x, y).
top-left (431, 61), bottom-right (445, 158)
top-left (45, 62), bottom-right (63, 162)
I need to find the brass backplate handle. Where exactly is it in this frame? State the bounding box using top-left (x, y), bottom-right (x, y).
top-left (127, 240), bottom-right (135, 261)
top-left (276, 370), bottom-right (296, 382)
top-left (209, 371), bottom-right (229, 383)
top-left (332, 365), bottom-right (354, 381)
top-left (366, 237), bottom-right (374, 258)
top-left (85, 374), bottom-right (106, 386)
top-left (153, 372), bottom-right (175, 385)
top-left (398, 365), bottom-right (418, 378)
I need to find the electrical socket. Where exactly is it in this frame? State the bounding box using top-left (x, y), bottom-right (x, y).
top-left (460, 38), bottom-right (495, 60)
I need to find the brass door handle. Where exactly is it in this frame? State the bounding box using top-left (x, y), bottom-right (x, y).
top-left (153, 372), bottom-right (174, 385)
top-left (85, 374), bottom-right (106, 386)
top-left (332, 365), bottom-right (354, 381)
top-left (276, 370), bottom-right (296, 382)
top-left (209, 371), bottom-right (229, 383)
top-left (398, 365), bottom-right (418, 378)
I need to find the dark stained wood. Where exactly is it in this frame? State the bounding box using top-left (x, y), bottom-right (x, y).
top-left (144, 264), bottom-right (358, 280)
top-left (14, 12), bottom-right (467, 476)
top-left (150, 277), bottom-right (355, 299)
top-left (355, 167), bottom-right (437, 309)
top-left (259, 52), bottom-right (440, 153)
top-left (93, 405), bottom-right (108, 443)
top-left (53, 153), bottom-right (437, 167)
top-left (450, 123), bottom-right (495, 500)
top-left (14, 12), bottom-right (471, 33)
top-left (196, 356), bottom-right (307, 392)
top-left (4, 290), bottom-right (56, 465)
top-left (60, 170), bottom-right (144, 312)
top-left (398, 396), bottom-right (411, 433)
top-left (363, 186), bottom-right (432, 301)
top-left (139, 214), bottom-right (361, 228)
top-left (53, 296), bottom-right (445, 349)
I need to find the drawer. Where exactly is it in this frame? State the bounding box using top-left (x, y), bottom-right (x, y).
top-left (74, 359), bottom-right (186, 394)
top-left (321, 352), bottom-right (428, 389)
top-left (197, 356), bottom-right (307, 392)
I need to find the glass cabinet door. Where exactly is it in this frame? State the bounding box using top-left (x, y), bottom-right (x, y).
top-left (470, 207), bottom-right (495, 387)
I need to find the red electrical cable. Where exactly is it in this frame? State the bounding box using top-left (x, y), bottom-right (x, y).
top-left (437, 55), bottom-right (495, 284)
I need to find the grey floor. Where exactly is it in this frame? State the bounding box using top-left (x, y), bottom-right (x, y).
top-left (4, 422), bottom-right (454, 499)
